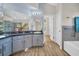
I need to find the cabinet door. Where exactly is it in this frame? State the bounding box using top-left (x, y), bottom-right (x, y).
top-left (32, 35), bottom-right (38, 46)
top-left (24, 35), bottom-right (32, 48)
top-left (3, 38), bottom-right (12, 56)
top-left (13, 36), bottom-right (24, 53)
top-left (0, 44), bottom-right (2, 56)
top-left (37, 35), bottom-right (43, 46)
top-left (33, 35), bottom-right (43, 47)
top-left (62, 26), bottom-right (74, 41)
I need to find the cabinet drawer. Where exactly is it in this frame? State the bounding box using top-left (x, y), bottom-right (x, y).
top-left (24, 35), bottom-right (32, 39)
top-left (13, 36), bottom-right (23, 40)
top-left (18, 36), bottom-right (24, 39)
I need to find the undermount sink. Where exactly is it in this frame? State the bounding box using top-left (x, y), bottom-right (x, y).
top-left (0, 35), bottom-right (6, 38)
top-left (34, 32), bottom-right (41, 33)
top-left (34, 32), bottom-right (40, 33)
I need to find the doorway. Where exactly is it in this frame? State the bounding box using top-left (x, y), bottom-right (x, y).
top-left (43, 15), bottom-right (54, 41)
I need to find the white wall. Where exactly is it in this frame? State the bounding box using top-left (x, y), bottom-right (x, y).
top-left (53, 14), bottom-right (57, 42)
top-left (55, 4), bottom-right (63, 49)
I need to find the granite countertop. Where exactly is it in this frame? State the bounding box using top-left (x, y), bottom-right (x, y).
top-left (0, 31), bottom-right (43, 40)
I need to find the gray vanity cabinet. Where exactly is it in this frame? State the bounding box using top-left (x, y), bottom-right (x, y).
top-left (13, 36), bottom-right (25, 53)
top-left (24, 35), bottom-right (32, 48)
top-left (32, 35), bottom-right (43, 46)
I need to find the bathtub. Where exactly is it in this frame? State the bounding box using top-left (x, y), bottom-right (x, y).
top-left (64, 41), bottom-right (79, 56)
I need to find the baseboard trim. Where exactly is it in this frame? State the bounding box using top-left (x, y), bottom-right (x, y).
top-left (62, 49), bottom-right (71, 56)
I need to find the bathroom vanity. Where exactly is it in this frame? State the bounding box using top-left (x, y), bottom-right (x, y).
top-left (0, 31), bottom-right (43, 56)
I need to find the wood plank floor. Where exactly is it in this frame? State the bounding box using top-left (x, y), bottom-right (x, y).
top-left (12, 36), bottom-right (69, 56)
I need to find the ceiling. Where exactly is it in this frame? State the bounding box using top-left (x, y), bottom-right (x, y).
top-left (0, 3), bottom-right (41, 22)
top-left (1, 3), bottom-right (79, 22)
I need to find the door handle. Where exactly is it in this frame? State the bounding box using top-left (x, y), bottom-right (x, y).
top-left (71, 35), bottom-right (75, 37)
top-left (71, 33), bottom-right (75, 37)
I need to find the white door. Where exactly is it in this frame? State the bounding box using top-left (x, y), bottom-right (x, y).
top-left (48, 16), bottom-right (54, 41)
top-left (44, 16), bottom-right (49, 35)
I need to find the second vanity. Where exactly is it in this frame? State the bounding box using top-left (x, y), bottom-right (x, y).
top-left (0, 31), bottom-right (43, 56)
